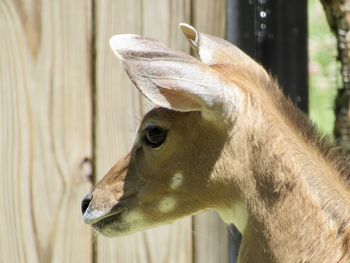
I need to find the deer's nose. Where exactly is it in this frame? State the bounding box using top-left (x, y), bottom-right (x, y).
top-left (81, 193), bottom-right (93, 215)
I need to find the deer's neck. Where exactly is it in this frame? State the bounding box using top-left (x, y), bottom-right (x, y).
top-left (217, 116), bottom-right (350, 262)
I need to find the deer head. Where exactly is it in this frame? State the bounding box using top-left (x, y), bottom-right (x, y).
top-left (81, 24), bottom-right (270, 237)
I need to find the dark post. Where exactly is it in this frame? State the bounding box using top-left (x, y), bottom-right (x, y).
top-left (226, 1), bottom-right (308, 262)
top-left (227, 0), bottom-right (308, 112)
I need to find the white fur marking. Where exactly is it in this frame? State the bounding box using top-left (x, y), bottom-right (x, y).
top-left (158, 197), bottom-right (177, 213)
top-left (122, 210), bottom-right (144, 224)
top-left (170, 173), bottom-right (183, 189)
top-left (217, 200), bottom-right (248, 233)
top-left (83, 208), bottom-right (105, 224)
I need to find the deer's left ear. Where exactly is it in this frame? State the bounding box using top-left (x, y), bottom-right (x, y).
top-left (109, 34), bottom-right (241, 113)
top-left (180, 23), bottom-right (268, 80)
top-left (180, 23), bottom-right (254, 66)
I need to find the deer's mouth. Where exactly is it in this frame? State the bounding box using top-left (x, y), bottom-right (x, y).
top-left (91, 193), bottom-right (138, 230)
top-left (92, 206), bottom-right (128, 229)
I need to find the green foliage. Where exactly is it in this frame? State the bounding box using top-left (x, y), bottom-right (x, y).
top-left (308, 0), bottom-right (339, 135)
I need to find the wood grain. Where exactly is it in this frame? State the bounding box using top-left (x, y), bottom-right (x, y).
top-left (192, 0), bottom-right (227, 38)
top-left (1, 0), bottom-right (231, 261)
top-left (192, 0), bottom-right (229, 262)
top-left (0, 0), bottom-right (93, 262)
top-left (94, 0), bottom-right (193, 262)
top-left (193, 212), bottom-right (229, 263)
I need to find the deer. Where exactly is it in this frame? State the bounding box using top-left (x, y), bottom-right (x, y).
top-left (81, 23), bottom-right (350, 262)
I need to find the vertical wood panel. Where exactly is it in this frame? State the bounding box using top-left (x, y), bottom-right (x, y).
top-left (194, 212), bottom-right (229, 263)
top-left (0, 0), bottom-right (93, 262)
top-left (192, 0), bottom-right (229, 262)
top-left (192, 0), bottom-right (227, 37)
top-left (95, 0), bottom-right (192, 262)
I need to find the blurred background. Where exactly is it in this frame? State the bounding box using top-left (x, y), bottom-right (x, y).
top-left (0, 0), bottom-right (344, 262)
top-left (309, 0), bottom-right (337, 135)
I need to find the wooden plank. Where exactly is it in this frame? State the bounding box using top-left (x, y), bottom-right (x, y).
top-left (0, 0), bottom-right (93, 262)
top-left (192, 0), bottom-right (227, 38)
top-left (95, 0), bottom-right (192, 262)
top-left (194, 212), bottom-right (229, 263)
top-left (192, 0), bottom-right (230, 262)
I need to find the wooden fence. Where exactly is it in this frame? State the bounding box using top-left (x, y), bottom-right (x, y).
top-left (0, 0), bottom-right (229, 262)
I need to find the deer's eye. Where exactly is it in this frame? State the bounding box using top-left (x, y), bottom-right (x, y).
top-left (143, 126), bottom-right (167, 148)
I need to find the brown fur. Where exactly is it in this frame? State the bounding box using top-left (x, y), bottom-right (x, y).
top-left (211, 62), bottom-right (350, 262)
top-left (212, 62), bottom-right (350, 185)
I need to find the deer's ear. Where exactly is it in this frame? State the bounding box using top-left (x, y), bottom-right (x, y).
top-left (180, 23), bottom-right (264, 69)
top-left (109, 34), bottom-right (238, 112)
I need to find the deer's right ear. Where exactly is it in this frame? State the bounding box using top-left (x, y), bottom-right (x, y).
top-left (109, 34), bottom-right (241, 113)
